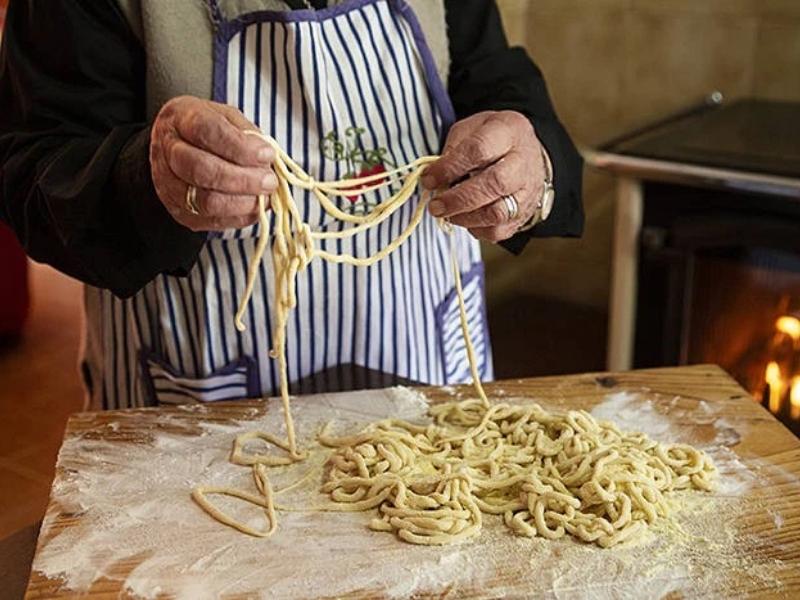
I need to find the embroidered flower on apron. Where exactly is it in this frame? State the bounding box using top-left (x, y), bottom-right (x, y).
top-left (320, 126), bottom-right (394, 205)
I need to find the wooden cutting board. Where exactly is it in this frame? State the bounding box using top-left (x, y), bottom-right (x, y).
top-left (25, 365), bottom-right (800, 599)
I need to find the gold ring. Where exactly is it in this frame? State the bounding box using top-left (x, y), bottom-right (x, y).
top-left (185, 184), bottom-right (200, 215)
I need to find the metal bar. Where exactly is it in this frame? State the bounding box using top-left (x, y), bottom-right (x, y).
top-left (597, 92), bottom-right (723, 151)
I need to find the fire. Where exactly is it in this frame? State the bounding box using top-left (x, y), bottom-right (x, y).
top-left (765, 361), bottom-right (784, 414)
top-left (761, 314), bottom-right (800, 420)
top-left (792, 377), bottom-right (800, 421)
top-left (776, 315), bottom-right (800, 342)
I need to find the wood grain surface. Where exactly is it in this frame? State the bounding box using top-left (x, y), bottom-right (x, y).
top-left (25, 365), bottom-right (800, 599)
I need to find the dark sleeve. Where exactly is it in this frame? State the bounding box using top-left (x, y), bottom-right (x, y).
top-left (444, 0), bottom-right (584, 252)
top-left (0, 0), bottom-right (205, 298)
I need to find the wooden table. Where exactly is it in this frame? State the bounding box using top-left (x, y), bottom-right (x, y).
top-left (24, 365), bottom-right (800, 598)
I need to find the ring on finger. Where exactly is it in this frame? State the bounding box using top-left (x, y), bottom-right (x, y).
top-left (501, 194), bottom-right (519, 221)
top-left (185, 184), bottom-right (200, 215)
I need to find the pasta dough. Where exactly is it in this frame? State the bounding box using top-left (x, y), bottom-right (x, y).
top-left (191, 132), bottom-right (717, 546)
top-left (319, 400), bottom-right (717, 547)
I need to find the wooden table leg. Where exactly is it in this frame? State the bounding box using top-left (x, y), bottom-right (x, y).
top-left (607, 177), bottom-right (643, 371)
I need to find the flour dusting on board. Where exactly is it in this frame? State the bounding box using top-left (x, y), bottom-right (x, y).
top-left (33, 387), bottom-right (786, 599)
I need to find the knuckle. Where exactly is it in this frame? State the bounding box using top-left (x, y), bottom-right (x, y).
top-left (188, 113), bottom-right (211, 145)
top-left (163, 137), bottom-right (180, 169)
top-left (235, 134), bottom-right (255, 163)
top-left (464, 137), bottom-right (490, 164)
top-left (434, 192), bottom-right (457, 216)
top-left (450, 120), bottom-right (468, 136)
top-left (202, 191), bottom-right (222, 216)
top-left (502, 110), bottom-right (525, 127)
top-left (487, 202), bottom-right (507, 225)
top-left (485, 228), bottom-right (504, 243)
top-left (448, 119), bottom-right (470, 138)
top-left (443, 154), bottom-right (472, 182)
top-left (156, 98), bottom-right (177, 121)
top-left (190, 156), bottom-right (214, 187)
top-left (261, 171), bottom-right (278, 192)
top-left (483, 167), bottom-right (505, 196)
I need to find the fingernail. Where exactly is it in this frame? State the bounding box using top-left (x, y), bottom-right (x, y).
top-left (429, 200), bottom-right (444, 217)
top-left (257, 147), bottom-right (273, 164)
top-left (261, 173), bottom-right (274, 190)
top-left (421, 174), bottom-right (436, 190)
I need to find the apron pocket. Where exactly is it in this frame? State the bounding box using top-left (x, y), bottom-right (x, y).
top-left (140, 349), bottom-right (259, 405)
top-left (435, 263), bottom-right (490, 384)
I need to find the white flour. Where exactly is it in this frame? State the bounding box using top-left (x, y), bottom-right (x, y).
top-left (31, 388), bottom-right (787, 599)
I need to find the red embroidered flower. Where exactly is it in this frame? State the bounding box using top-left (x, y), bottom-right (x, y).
top-left (321, 127), bottom-right (394, 207)
top-left (345, 163), bottom-right (388, 203)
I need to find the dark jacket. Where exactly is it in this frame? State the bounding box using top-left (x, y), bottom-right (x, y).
top-left (0, 0), bottom-right (583, 298)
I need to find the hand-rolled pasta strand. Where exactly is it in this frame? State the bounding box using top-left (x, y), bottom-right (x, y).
top-left (191, 131), bottom-right (718, 547)
top-left (319, 401), bottom-right (717, 547)
top-left (193, 131), bottom-right (486, 536)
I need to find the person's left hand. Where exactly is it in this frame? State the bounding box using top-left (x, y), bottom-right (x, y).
top-left (421, 110), bottom-right (545, 243)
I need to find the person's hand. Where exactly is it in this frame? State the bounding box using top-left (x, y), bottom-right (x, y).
top-left (150, 96), bottom-right (277, 232)
top-left (421, 110), bottom-right (545, 243)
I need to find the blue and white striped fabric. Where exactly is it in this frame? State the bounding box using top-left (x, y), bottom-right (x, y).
top-left (82, 0), bottom-right (493, 409)
top-left (435, 265), bottom-right (490, 384)
top-left (142, 354), bottom-right (258, 404)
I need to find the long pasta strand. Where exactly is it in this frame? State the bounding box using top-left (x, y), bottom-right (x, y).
top-left (192, 132), bottom-right (717, 547)
top-left (194, 131), bottom-right (487, 533)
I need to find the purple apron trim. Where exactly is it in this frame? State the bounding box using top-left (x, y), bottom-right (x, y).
top-left (210, 0), bottom-right (373, 102)
top-left (433, 261), bottom-right (490, 383)
top-left (217, 0), bottom-right (378, 29)
top-left (211, 10), bottom-right (229, 104)
top-left (207, 0), bottom-right (225, 29)
top-left (138, 348), bottom-right (260, 405)
top-left (388, 0), bottom-right (456, 135)
top-left (209, 0), bottom-right (455, 132)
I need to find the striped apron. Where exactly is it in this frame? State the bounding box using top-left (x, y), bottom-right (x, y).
top-left (82, 0), bottom-right (493, 410)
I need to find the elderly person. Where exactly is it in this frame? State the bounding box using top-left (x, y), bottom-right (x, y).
top-left (0, 0), bottom-right (582, 409)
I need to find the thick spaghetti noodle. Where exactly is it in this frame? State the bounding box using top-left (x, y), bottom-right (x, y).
top-left (191, 131), bottom-right (716, 546)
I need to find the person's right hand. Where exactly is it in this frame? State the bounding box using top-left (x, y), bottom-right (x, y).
top-left (150, 95), bottom-right (277, 232)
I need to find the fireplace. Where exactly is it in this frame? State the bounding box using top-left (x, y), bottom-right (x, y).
top-left (589, 96), bottom-right (800, 436)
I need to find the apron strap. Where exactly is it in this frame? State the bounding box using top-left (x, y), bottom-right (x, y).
top-left (206, 0), bottom-right (224, 28)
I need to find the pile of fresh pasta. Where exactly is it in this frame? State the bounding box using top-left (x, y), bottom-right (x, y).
top-left (320, 398), bottom-right (716, 547)
top-left (191, 131), bottom-right (717, 548)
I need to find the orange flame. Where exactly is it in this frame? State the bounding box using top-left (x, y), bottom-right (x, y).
top-left (766, 361), bottom-right (784, 414)
top-left (791, 377), bottom-right (800, 421)
top-left (776, 315), bottom-right (800, 342)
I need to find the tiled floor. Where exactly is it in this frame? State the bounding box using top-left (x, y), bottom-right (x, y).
top-left (0, 263), bottom-right (84, 539)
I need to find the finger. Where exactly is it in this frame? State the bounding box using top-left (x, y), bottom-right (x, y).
top-left (428, 153), bottom-right (525, 218)
top-left (199, 189), bottom-right (265, 219)
top-left (181, 213), bottom-right (260, 233)
top-left (213, 102), bottom-right (263, 133)
top-left (153, 162), bottom-right (260, 231)
top-left (449, 198), bottom-right (514, 229)
top-left (157, 158), bottom-right (269, 218)
top-left (166, 137), bottom-right (277, 195)
top-left (422, 116), bottom-right (514, 189)
top-left (151, 150), bottom-right (186, 220)
top-left (439, 114), bottom-right (484, 155)
top-left (468, 223), bottom-right (517, 244)
top-left (177, 106), bottom-right (274, 167)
